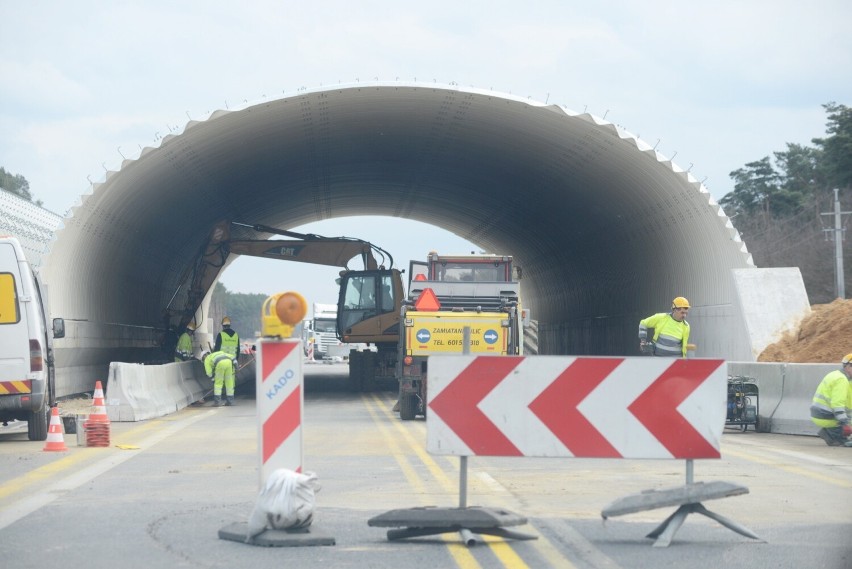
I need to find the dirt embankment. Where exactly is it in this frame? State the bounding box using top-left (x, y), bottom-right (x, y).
top-left (758, 298), bottom-right (852, 363)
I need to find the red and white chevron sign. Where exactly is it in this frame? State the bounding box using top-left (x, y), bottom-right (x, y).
top-left (257, 338), bottom-right (304, 484)
top-left (427, 356), bottom-right (726, 459)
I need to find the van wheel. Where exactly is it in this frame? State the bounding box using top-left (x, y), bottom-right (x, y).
top-left (27, 407), bottom-right (49, 441)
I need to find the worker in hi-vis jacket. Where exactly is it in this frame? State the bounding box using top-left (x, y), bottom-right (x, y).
top-left (175, 321), bottom-right (197, 362)
top-left (638, 296), bottom-right (691, 358)
top-left (204, 350), bottom-right (236, 407)
top-left (810, 352), bottom-right (852, 447)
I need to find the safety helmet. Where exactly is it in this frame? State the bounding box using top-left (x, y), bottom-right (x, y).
top-left (222, 316), bottom-right (231, 327)
top-left (186, 320), bottom-right (197, 331)
top-left (671, 297), bottom-right (690, 309)
top-left (842, 353), bottom-right (852, 365)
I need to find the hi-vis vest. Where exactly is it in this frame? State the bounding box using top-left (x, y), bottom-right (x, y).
top-left (175, 332), bottom-right (194, 361)
top-left (810, 370), bottom-right (851, 426)
top-left (638, 312), bottom-right (690, 358)
top-left (218, 330), bottom-right (240, 357)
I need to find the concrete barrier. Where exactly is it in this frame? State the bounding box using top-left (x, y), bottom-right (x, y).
top-left (103, 357), bottom-right (255, 421)
top-left (105, 361), bottom-right (208, 421)
top-left (727, 361), bottom-right (837, 436)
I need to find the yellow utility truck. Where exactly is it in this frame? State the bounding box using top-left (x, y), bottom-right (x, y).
top-left (393, 252), bottom-right (526, 420)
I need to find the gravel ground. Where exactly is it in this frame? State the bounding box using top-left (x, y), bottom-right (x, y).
top-left (56, 395), bottom-right (96, 415)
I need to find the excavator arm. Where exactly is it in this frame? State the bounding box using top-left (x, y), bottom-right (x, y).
top-left (167, 220), bottom-right (392, 329)
top-left (226, 223), bottom-right (381, 270)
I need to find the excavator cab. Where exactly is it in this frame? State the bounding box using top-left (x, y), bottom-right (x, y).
top-left (336, 269), bottom-right (403, 345)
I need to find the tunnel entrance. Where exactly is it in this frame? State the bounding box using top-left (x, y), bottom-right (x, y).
top-left (37, 82), bottom-right (803, 397)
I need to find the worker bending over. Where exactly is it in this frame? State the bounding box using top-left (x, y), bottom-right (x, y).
top-left (204, 350), bottom-right (236, 407)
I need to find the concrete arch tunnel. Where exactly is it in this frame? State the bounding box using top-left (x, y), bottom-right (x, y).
top-left (42, 83), bottom-right (806, 393)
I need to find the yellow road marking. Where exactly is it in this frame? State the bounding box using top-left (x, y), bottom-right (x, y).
top-left (365, 393), bottom-right (579, 569)
top-left (0, 418), bottom-right (167, 501)
top-left (0, 449), bottom-right (95, 501)
top-left (0, 410), bottom-right (215, 530)
top-left (723, 447), bottom-right (852, 488)
top-left (364, 394), bottom-right (482, 568)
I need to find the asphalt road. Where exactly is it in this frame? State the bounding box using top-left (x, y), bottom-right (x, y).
top-left (1, 363), bottom-right (850, 569)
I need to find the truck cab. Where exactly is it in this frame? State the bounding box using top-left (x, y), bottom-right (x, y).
top-left (396, 252), bottom-right (525, 419)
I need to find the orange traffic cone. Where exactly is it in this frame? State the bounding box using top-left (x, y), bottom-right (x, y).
top-left (88, 380), bottom-right (109, 422)
top-left (86, 380), bottom-right (111, 447)
top-left (43, 407), bottom-right (68, 452)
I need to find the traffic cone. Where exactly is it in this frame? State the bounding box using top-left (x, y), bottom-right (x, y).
top-left (86, 380), bottom-right (111, 447)
top-left (43, 407), bottom-right (68, 452)
top-left (88, 380), bottom-right (109, 423)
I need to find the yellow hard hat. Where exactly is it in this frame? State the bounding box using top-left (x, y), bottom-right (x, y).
top-left (842, 353), bottom-right (852, 365)
top-left (186, 320), bottom-right (197, 331)
top-left (672, 297), bottom-right (690, 309)
top-left (222, 316), bottom-right (231, 327)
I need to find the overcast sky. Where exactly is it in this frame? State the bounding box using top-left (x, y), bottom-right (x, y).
top-left (2, 1), bottom-right (850, 309)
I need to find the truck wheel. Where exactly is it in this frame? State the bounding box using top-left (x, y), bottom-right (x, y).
top-left (348, 353), bottom-right (364, 392)
top-left (360, 351), bottom-right (378, 392)
top-left (27, 406), bottom-right (49, 441)
top-left (399, 394), bottom-right (416, 421)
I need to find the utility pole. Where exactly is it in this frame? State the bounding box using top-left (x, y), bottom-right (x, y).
top-left (821, 188), bottom-right (851, 299)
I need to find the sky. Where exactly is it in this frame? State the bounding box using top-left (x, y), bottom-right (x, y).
top-left (2, 1), bottom-right (851, 309)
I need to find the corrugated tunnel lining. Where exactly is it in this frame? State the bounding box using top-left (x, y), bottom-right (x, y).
top-left (42, 83), bottom-right (752, 375)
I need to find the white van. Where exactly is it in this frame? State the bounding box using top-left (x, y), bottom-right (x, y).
top-left (0, 236), bottom-right (64, 441)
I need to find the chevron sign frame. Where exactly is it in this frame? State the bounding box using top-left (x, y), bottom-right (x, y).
top-left (427, 355), bottom-right (727, 460)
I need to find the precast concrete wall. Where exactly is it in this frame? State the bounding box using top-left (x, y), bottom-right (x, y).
top-left (105, 361), bottom-right (208, 422)
top-left (103, 358), bottom-right (256, 421)
top-left (731, 268), bottom-right (811, 360)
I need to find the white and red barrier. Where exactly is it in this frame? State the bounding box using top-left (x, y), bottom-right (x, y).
top-left (256, 338), bottom-right (304, 485)
top-left (427, 356), bottom-right (726, 460)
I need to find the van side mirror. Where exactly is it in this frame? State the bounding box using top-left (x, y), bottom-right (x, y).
top-left (52, 318), bottom-right (65, 339)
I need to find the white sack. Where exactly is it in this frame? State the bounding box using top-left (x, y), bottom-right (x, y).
top-left (245, 469), bottom-right (320, 542)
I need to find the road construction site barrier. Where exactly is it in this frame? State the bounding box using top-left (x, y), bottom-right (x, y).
top-left (370, 355), bottom-right (759, 547)
top-left (727, 361), bottom-right (835, 435)
top-left (105, 361), bottom-right (208, 421)
top-left (256, 338), bottom-right (304, 484)
top-left (101, 357), bottom-right (255, 421)
top-left (218, 336), bottom-right (337, 548)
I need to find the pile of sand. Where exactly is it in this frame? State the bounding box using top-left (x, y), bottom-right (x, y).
top-left (758, 298), bottom-right (852, 363)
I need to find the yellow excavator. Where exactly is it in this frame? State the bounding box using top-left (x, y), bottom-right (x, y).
top-left (167, 220), bottom-right (404, 391)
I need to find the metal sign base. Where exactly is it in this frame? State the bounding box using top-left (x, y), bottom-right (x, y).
top-left (368, 506), bottom-right (536, 547)
top-left (601, 480), bottom-right (761, 548)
